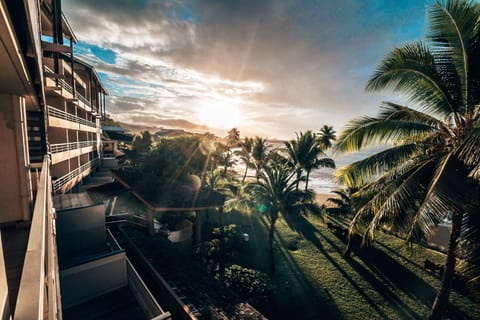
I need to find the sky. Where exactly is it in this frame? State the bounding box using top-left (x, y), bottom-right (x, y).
top-left (62, 0), bottom-right (431, 139)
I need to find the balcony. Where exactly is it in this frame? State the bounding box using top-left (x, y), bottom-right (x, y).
top-left (53, 159), bottom-right (99, 193)
top-left (50, 140), bottom-right (97, 164)
top-left (44, 66), bottom-right (93, 112)
top-left (14, 156), bottom-right (62, 319)
top-left (47, 106), bottom-right (98, 133)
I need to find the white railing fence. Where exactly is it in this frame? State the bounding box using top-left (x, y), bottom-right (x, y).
top-left (47, 106), bottom-right (96, 128)
top-left (15, 156), bottom-right (62, 320)
top-left (52, 158), bottom-right (99, 192)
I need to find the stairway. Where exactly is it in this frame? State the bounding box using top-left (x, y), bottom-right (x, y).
top-left (26, 111), bottom-right (47, 164)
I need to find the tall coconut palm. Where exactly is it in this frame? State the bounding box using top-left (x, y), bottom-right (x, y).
top-left (251, 137), bottom-right (271, 181)
top-left (235, 137), bottom-right (255, 183)
top-left (335, 1), bottom-right (480, 319)
top-left (284, 131), bottom-right (335, 192)
top-left (317, 125), bottom-right (336, 149)
top-left (218, 149), bottom-right (237, 176)
top-left (226, 128), bottom-right (241, 147)
top-left (242, 162), bottom-right (322, 273)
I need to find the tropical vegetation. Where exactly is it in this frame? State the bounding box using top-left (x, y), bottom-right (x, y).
top-left (334, 1), bottom-right (480, 318)
top-left (283, 130), bottom-right (335, 192)
top-left (237, 162), bottom-right (322, 273)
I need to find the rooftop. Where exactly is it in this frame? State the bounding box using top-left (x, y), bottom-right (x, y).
top-left (62, 286), bottom-right (146, 320)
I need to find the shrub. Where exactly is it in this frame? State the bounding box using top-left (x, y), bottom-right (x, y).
top-left (218, 265), bottom-right (272, 300)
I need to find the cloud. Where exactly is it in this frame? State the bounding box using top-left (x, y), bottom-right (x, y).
top-left (63, 0), bottom-right (428, 139)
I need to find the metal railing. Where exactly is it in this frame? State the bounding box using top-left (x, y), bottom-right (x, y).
top-left (44, 66), bottom-right (92, 110)
top-left (15, 156), bottom-right (62, 319)
top-left (47, 106), bottom-right (96, 128)
top-left (0, 231), bottom-right (10, 319)
top-left (49, 140), bottom-right (96, 154)
top-left (52, 158), bottom-right (99, 192)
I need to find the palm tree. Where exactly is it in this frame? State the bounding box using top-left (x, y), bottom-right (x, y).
top-left (201, 169), bottom-right (238, 278)
top-left (235, 137), bottom-right (255, 183)
top-left (226, 128), bottom-right (241, 147)
top-left (218, 149), bottom-right (237, 176)
top-left (251, 137), bottom-right (271, 181)
top-left (327, 188), bottom-right (357, 217)
top-left (284, 131), bottom-right (335, 192)
top-left (335, 1), bottom-right (480, 318)
top-left (241, 163), bottom-right (322, 273)
top-left (317, 125), bottom-right (336, 149)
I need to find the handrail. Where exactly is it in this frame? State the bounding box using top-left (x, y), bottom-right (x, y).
top-left (50, 140), bottom-right (96, 154)
top-left (52, 158), bottom-right (99, 192)
top-left (44, 66), bottom-right (92, 110)
top-left (15, 156), bottom-right (62, 319)
top-left (0, 229), bottom-right (11, 319)
top-left (47, 106), bottom-right (96, 128)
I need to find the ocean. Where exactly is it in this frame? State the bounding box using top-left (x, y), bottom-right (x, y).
top-left (304, 150), bottom-right (374, 194)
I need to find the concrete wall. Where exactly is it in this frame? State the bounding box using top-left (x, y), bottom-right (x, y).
top-left (60, 251), bottom-right (127, 309)
top-left (51, 159), bottom-right (69, 179)
top-left (0, 95), bottom-right (32, 223)
top-left (56, 204), bottom-right (106, 266)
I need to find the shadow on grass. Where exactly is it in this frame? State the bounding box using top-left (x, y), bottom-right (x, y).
top-left (285, 214), bottom-right (470, 320)
top-left (354, 245), bottom-right (469, 320)
top-left (225, 211), bottom-right (344, 319)
top-left (281, 213), bottom-right (391, 319)
top-left (257, 215), bottom-right (344, 320)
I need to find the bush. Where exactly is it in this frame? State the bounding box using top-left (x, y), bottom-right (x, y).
top-left (218, 265), bottom-right (272, 300)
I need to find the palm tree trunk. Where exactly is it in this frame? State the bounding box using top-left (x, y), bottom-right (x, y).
top-left (343, 235), bottom-right (352, 257)
top-left (269, 216), bottom-right (277, 274)
top-left (242, 163), bottom-right (248, 183)
top-left (218, 207), bottom-right (226, 280)
top-left (295, 169), bottom-right (301, 191)
top-left (429, 211), bottom-right (464, 320)
top-left (195, 210), bottom-right (202, 249)
top-left (305, 170), bottom-right (311, 192)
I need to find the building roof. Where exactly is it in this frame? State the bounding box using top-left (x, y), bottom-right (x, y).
top-left (40, 1), bottom-right (78, 42)
top-left (59, 54), bottom-right (108, 94)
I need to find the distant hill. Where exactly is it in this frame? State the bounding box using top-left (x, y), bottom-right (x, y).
top-left (116, 122), bottom-right (161, 134)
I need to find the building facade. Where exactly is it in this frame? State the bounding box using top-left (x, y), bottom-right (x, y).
top-left (0, 1), bottom-right (169, 319)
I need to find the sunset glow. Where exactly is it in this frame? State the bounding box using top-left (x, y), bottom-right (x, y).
top-left (197, 100), bottom-right (242, 129)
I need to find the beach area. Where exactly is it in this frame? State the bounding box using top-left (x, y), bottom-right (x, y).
top-left (314, 193), bottom-right (331, 206)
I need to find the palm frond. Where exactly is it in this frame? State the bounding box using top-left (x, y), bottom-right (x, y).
top-left (380, 101), bottom-right (452, 134)
top-left (315, 157), bottom-right (335, 169)
top-left (404, 152), bottom-right (460, 242)
top-left (428, 0), bottom-right (480, 107)
top-left (335, 115), bottom-right (435, 154)
top-left (335, 143), bottom-right (421, 187)
top-left (366, 41), bottom-right (456, 116)
top-left (457, 126), bottom-right (480, 176)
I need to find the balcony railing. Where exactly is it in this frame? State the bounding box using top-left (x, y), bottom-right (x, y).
top-left (15, 156), bottom-right (62, 319)
top-left (52, 158), bottom-right (99, 192)
top-left (47, 106), bottom-right (96, 128)
top-left (0, 231), bottom-right (10, 319)
top-left (49, 140), bottom-right (96, 154)
top-left (44, 66), bottom-right (92, 110)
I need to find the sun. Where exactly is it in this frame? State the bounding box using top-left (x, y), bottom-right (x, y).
top-left (197, 100), bottom-right (242, 129)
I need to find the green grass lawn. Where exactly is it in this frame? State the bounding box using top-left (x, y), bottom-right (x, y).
top-left (223, 210), bottom-right (480, 320)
